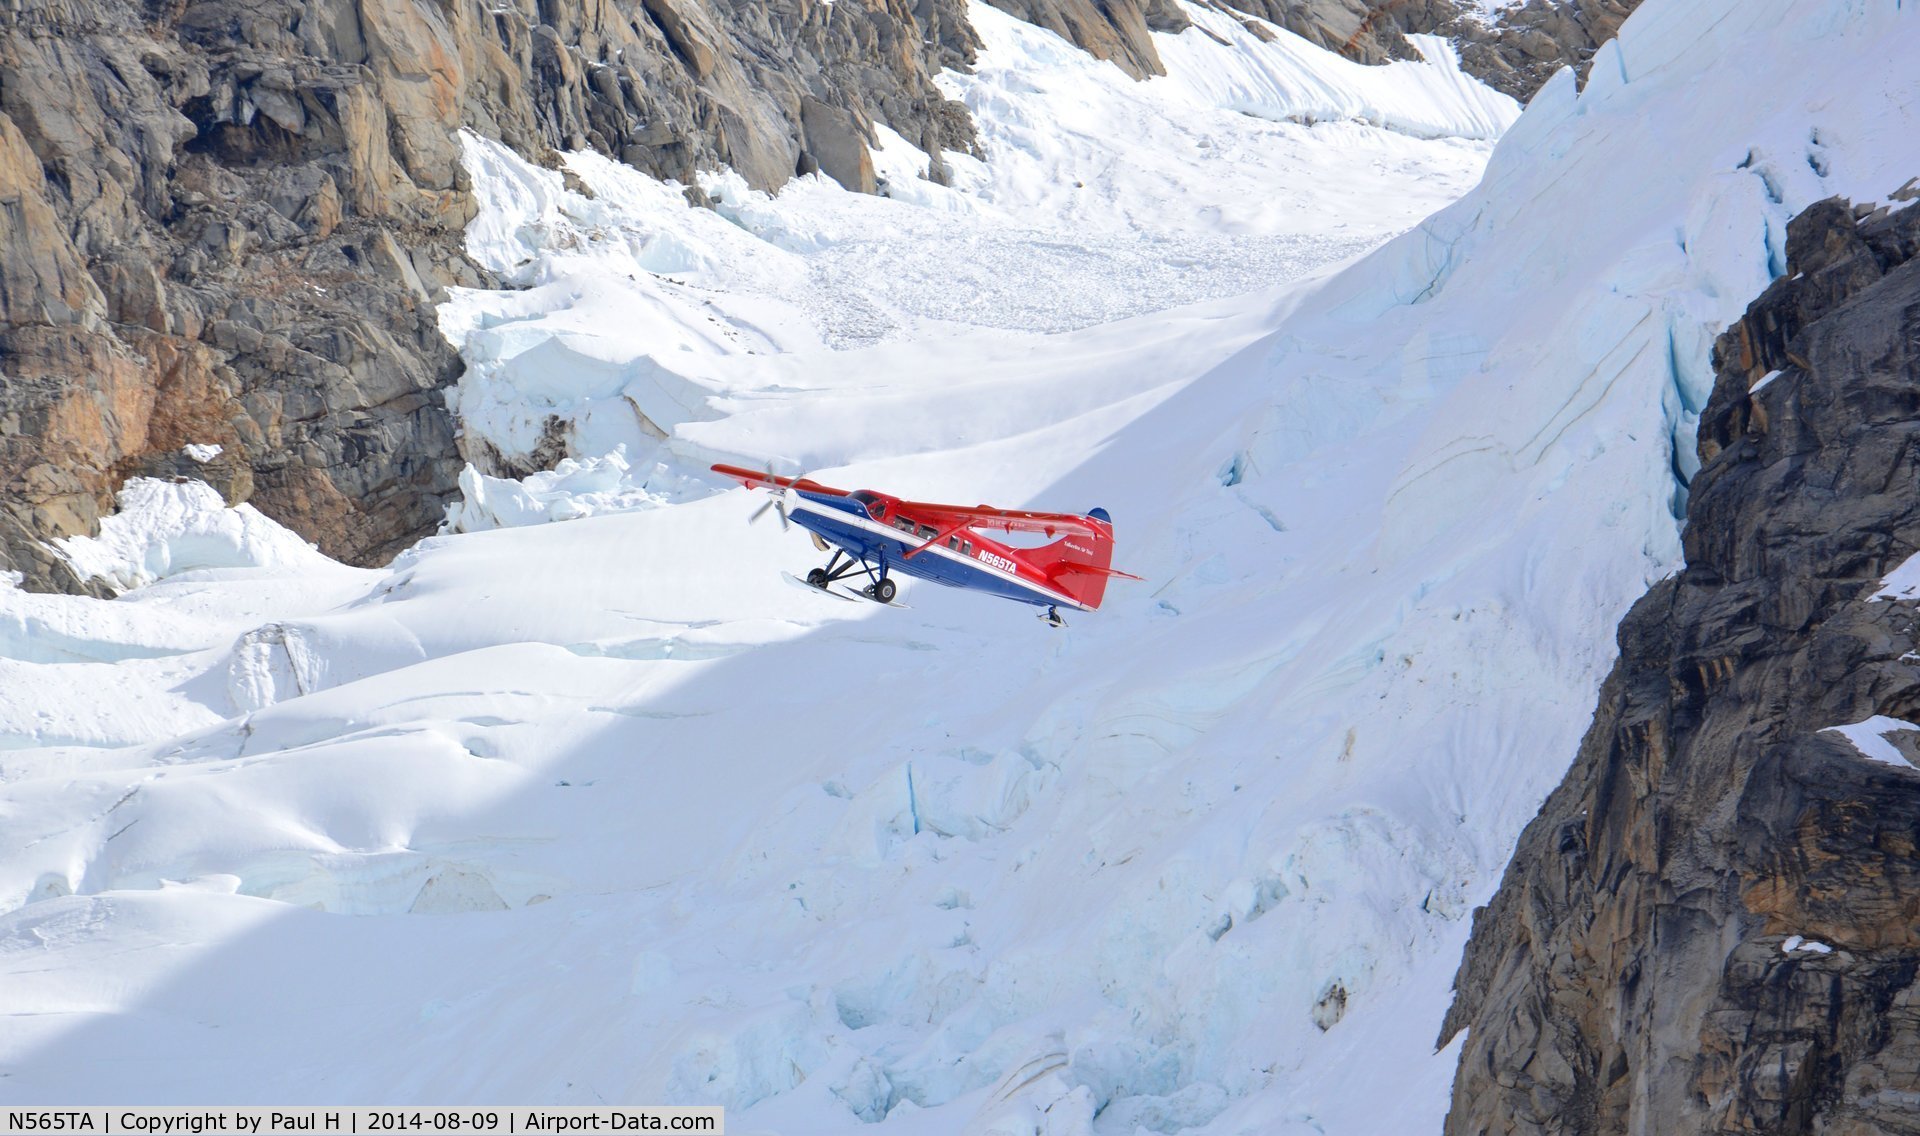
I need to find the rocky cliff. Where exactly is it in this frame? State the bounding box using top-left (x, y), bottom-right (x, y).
top-left (1440, 193), bottom-right (1920, 1135)
top-left (1445, 0), bottom-right (1641, 102)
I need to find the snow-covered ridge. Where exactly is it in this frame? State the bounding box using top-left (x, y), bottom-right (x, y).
top-left (1, 1), bottom-right (1916, 1133)
top-left (1152, 8), bottom-right (1519, 140)
top-left (1824, 715), bottom-right (1920, 770)
top-left (54, 479), bottom-right (336, 594)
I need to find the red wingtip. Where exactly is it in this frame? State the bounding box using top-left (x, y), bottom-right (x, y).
top-left (712, 463), bottom-right (843, 496)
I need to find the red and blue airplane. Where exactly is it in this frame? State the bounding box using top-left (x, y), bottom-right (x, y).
top-left (713, 463), bottom-right (1140, 626)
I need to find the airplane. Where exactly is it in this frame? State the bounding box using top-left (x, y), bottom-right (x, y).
top-left (712, 463), bottom-right (1141, 626)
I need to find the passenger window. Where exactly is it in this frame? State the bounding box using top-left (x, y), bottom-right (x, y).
top-left (961, 541), bottom-right (972, 555)
top-left (894, 518), bottom-right (915, 533)
top-left (947, 536), bottom-right (962, 550)
top-left (919, 525), bottom-right (938, 540)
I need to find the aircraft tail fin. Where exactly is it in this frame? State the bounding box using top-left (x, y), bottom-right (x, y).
top-left (1038, 510), bottom-right (1133, 610)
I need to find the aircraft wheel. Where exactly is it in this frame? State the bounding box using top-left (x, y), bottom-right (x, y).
top-left (874, 578), bottom-right (898, 604)
top-left (806, 568), bottom-right (829, 588)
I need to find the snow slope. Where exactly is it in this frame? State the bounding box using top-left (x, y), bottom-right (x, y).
top-left (441, 3), bottom-right (1506, 472)
top-left (4, 2), bottom-right (1920, 1134)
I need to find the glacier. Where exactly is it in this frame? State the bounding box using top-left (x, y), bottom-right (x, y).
top-left (2, 2), bottom-right (1919, 1135)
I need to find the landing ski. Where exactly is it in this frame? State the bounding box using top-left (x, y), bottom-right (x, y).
top-left (783, 571), bottom-right (859, 600)
top-left (840, 585), bottom-right (911, 609)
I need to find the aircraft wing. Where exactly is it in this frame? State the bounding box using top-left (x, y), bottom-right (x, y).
top-left (904, 502), bottom-right (1106, 538)
top-left (711, 463), bottom-right (849, 496)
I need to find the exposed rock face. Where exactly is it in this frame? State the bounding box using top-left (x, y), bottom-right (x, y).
top-left (979, 0), bottom-right (1159, 78)
top-left (0, 0), bottom-right (471, 592)
top-left (1440, 194), bottom-right (1920, 1135)
top-left (1221, 0), bottom-right (1459, 64)
top-left (981, 0), bottom-right (1441, 79)
top-left (0, 0), bottom-right (978, 592)
top-left (985, 0), bottom-right (1645, 98)
top-left (1445, 0), bottom-right (1643, 103)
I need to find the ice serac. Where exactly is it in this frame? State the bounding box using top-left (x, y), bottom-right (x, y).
top-left (1440, 196), bottom-right (1920, 1136)
top-left (0, 0), bottom-right (977, 593)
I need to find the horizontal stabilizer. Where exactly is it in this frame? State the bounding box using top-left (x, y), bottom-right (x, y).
top-left (1052, 563), bottom-right (1144, 581)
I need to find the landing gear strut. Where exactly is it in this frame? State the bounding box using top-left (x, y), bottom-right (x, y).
top-left (1042, 606), bottom-right (1065, 629)
top-left (805, 550), bottom-right (896, 604)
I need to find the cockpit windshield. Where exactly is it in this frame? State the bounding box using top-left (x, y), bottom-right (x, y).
top-left (849, 490), bottom-right (885, 519)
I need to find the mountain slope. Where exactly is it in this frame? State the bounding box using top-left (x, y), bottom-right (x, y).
top-left (0, 0), bottom-right (1615, 595)
top-left (1438, 4), bottom-right (1920, 1131)
top-left (2, 0), bottom-right (1912, 1133)
top-left (1443, 192), bottom-right (1920, 1136)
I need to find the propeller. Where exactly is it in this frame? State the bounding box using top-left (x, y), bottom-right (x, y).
top-left (748, 461), bottom-right (794, 530)
top-left (749, 495), bottom-right (789, 530)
